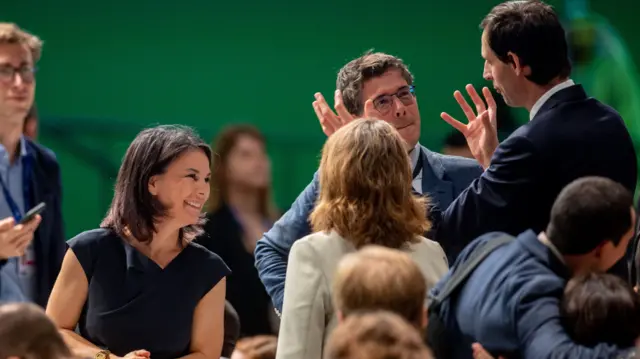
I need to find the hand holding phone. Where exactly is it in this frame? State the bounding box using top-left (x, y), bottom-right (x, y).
top-left (19, 202), bottom-right (46, 224)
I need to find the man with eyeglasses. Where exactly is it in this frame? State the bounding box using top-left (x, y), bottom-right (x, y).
top-left (0, 23), bottom-right (66, 307)
top-left (254, 51), bottom-right (484, 314)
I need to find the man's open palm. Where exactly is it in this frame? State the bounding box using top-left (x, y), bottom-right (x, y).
top-left (441, 84), bottom-right (499, 169)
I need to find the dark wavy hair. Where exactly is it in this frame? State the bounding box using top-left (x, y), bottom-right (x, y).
top-left (101, 125), bottom-right (212, 245)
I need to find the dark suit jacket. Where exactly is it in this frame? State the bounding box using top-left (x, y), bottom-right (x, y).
top-left (0, 139), bottom-right (66, 307)
top-left (254, 146), bottom-right (482, 312)
top-left (198, 204), bottom-right (276, 337)
top-left (435, 85), bottom-right (638, 261)
top-left (430, 230), bottom-right (633, 359)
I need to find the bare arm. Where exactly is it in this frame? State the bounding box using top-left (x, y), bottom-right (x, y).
top-left (46, 249), bottom-right (103, 357)
top-left (179, 278), bottom-right (227, 359)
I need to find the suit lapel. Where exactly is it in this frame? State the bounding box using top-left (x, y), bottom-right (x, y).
top-left (419, 147), bottom-right (453, 212)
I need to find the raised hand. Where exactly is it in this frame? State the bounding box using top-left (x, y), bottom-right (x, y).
top-left (441, 84), bottom-right (499, 169)
top-left (312, 90), bottom-right (375, 137)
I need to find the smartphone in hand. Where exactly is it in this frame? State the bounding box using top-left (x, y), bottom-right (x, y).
top-left (19, 202), bottom-right (46, 225)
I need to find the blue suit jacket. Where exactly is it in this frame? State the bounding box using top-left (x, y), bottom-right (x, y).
top-left (0, 139), bottom-right (66, 307)
top-left (430, 230), bottom-right (633, 359)
top-left (254, 146), bottom-right (482, 312)
top-left (434, 85), bottom-right (638, 261)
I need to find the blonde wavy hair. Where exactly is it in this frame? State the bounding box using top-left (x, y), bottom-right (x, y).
top-left (310, 118), bottom-right (430, 249)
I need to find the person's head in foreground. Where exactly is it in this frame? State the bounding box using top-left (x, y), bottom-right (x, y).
top-left (230, 335), bottom-right (277, 359)
top-left (545, 176), bottom-right (635, 274)
top-left (561, 272), bottom-right (640, 347)
top-left (333, 245), bottom-right (427, 329)
top-left (0, 303), bottom-right (72, 359)
top-left (324, 311), bottom-right (432, 359)
top-left (310, 118), bottom-right (430, 249)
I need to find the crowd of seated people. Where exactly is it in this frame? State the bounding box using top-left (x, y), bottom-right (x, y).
top-left (4, 1), bottom-right (640, 359)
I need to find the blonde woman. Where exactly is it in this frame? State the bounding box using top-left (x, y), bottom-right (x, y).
top-left (275, 118), bottom-right (448, 359)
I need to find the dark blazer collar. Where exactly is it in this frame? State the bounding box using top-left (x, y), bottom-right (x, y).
top-left (534, 84), bottom-right (588, 120)
top-left (25, 139), bottom-right (57, 208)
top-left (419, 146), bottom-right (453, 211)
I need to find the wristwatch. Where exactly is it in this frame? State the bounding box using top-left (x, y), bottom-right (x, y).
top-left (95, 350), bottom-right (110, 359)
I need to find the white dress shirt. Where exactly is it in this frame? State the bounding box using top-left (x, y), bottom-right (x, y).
top-left (529, 79), bottom-right (575, 121)
top-left (409, 142), bottom-right (423, 194)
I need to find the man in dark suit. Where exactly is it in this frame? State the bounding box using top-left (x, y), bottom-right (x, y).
top-left (436, 0), bottom-right (637, 266)
top-left (254, 51), bottom-right (483, 313)
top-left (0, 23), bottom-right (66, 307)
top-left (431, 177), bottom-right (637, 358)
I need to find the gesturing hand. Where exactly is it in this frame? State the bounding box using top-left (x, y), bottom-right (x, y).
top-left (0, 215), bottom-right (41, 260)
top-left (312, 90), bottom-right (376, 137)
top-left (440, 84), bottom-right (499, 169)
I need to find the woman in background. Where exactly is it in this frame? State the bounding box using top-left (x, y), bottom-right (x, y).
top-left (46, 125), bottom-right (230, 359)
top-left (198, 124), bottom-right (279, 337)
top-left (276, 118), bottom-right (449, 359)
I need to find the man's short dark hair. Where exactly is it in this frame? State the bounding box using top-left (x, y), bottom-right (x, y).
top-left (480, 0), bottom-right (571, 85)
top-left (337, 51), bottom-right (414, 116)
top-left (547, 176), bottom-right (634, 255)
top-left (101, 125), bottom-right (212, 245)
top-left (561, 272), bottom-right (640, 347)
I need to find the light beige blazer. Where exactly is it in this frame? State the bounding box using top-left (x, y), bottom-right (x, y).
top-left (275, 230), bottom-right (449, 359)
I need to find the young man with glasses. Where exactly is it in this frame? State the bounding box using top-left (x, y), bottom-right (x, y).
top-left (255, 51), bottom-right (483, 314)
top-left (0, 23), bottom-right (66, 307)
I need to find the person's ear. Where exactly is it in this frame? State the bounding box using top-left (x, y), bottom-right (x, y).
top-left (148, 175), bottom-right (159, 196)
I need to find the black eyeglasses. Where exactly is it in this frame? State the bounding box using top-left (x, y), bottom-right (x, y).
top-left (372, 85), bottom-right (416, 114)
top-left (0, 65), bottom-right (37, 83)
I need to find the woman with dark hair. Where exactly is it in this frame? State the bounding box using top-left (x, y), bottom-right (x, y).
top-left (197, 124), bottom-right (279, 337)
top-left (46, 125), bottom-right (230, 359)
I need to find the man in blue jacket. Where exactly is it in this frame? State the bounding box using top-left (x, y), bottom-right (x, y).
top-left (254, 51), bottom-right (483, 313)
top-left (430, 176), bottom-right (636, 358)
top-left (0, 23), bottom-right (66, 307)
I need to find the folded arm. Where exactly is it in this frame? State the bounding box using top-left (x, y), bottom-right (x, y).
top-left (254, 172), bottom-right (320, 313)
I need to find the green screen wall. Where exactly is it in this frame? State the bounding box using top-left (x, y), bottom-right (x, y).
top-left (2, 0), bottom-right (638, 238)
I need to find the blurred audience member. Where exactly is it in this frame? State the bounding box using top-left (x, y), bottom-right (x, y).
top-left (0, 302), bottom-right (72, 359)
top-left (231, 336), bottom-right (277, 359)
top-left (561, 272), bottom-right (640, 347)
top-left (276, 119), bottom-right (448, 359)
top-left (0, 23), bottom-right (65, 307)
top-left (223, 301), bottom-right (241, 359)
top-left (442, 131), bottom-right (473, 159)
top-left (472, 272), bottom-right (640, 359)
top-left (324, 311), bottom-right (432, 359)
top-left (430, 177), bottom-right (636, 359)
top-left (198, 124), bottom-right (279, 337)
top-left (46, 125), bottom-right (230, 359)
top-left (23, 104), bottom-right (37, 140)
top-left (333, 245), bottom-right (428, 330)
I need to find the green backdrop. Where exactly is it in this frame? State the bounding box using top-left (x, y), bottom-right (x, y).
top-left (2, 0), bottom-right (638, 238)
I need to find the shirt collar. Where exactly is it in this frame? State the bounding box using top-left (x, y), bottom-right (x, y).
top-left (529, 79), bottom-right (575, 121)
top-left (537, 232), bottom-right (565, 264)
top-left (0, 136), bottom-right (29, 166)
top-left (408, 142), bottom-right (421, 171)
